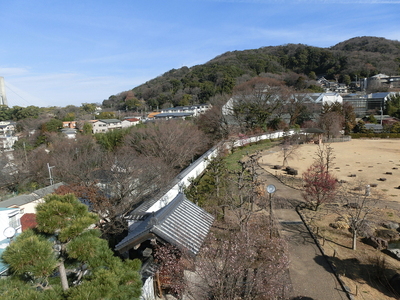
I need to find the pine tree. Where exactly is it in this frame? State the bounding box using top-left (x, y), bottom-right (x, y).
top-left (1, 194), bottom-right (142, 300)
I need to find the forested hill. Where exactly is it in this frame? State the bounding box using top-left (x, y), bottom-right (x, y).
top-left (103, 36), bottom-right (400, 110)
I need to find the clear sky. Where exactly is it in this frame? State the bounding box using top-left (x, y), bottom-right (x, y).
top-left (1, 0), bottom-right (399, 108)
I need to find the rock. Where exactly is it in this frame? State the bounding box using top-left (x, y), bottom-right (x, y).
top-left (381, 221), bottom-right (400, 230)
top-left (379, 178), bottom-right (387, 181)
top-left (357, 220), bottom-right (376, 238)
top-left (375, 229), bottom-right (400, 241)
top-left (273, 165), bottom-right (282, 169)
top-left (344, 202), bottom-right (360, 209)
top-left (363, 236), bottom-right (388, 250)
top-left (330, 221), bottom-right (349, 230)
top-left (386, 172), bottom-right (393, 175)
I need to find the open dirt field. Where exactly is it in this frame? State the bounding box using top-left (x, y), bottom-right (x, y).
top-left (261, 139), bottom-right (400, 200)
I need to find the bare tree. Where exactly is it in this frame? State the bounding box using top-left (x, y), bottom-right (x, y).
top-left (280, 136), bottom-right (300, 167)
top-left (56, 147), bottom-right (174, 240)
top-left (335, 182), bottom-right (380, 250)
top-left (222, 152), bottom-right (265, 231)
top-left (314, 143), bottom-right (335, 173)
top-left (187, 220), bottom-right (289, 300)
top-left (126, 119), bottom-right (209, 170)
top-left (318, 111), bottom-right (344, 139)
top-left (227, 77), bottom-right (286, 133)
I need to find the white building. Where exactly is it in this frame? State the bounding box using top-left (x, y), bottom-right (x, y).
top-left (91, 119), bottom-right (122, 133)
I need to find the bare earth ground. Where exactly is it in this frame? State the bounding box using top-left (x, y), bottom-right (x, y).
top-left (261, 139), bottom-right (400, 199)
top-left (261, 139), bottom-right (400, 300)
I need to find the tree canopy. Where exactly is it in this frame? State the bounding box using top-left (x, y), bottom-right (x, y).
top-left (1, 193), bottom-right (142, 300)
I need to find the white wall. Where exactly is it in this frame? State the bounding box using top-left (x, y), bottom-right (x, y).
top-left (144, 130), bottom-right (293, 213)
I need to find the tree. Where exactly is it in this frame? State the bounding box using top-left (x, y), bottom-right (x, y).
top-left (82, 122), bottom-right (93, 135)
top-left (318, 111), bottom-right (344, 139)
top-left (302, 163), bottom-right (337, 211)
top-left (335, 182), bottom-right (379, 250)
top-left (321, 102), bottom-right (356, 135)
top-left (1, 194), bottom-right (142, 299)
top-left (55, 147), bottom-right (174, 242)
top-left (81, 103), bottom-right (97, 114)
top-left (97, 111), bottom-right (116, 119)
top-left (187, 220), bottom-right (289, 300)
top-left (126, 119), bottom-right (209, 170)
top-left (386, 92), bottom-right (400, 118)
top-left (228, 77), bottom-right (285, 132)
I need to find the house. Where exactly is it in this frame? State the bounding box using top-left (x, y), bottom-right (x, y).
top-left (121, 118), bottom-right (141, 128)
top-left (0, 183), bottom-right (64, 217)
top-left (115, 192), bottom-right (214, 256)
top-left (0, 121), bottom-right (18, 151)
top-left (222, 92), bottom-right (343, 118)
top-left (91, 119), bottom-right (122, 133)
top-left (0, 207), bottom-right (21, 276)
top-left (160, 104), bottom-right (211, 117)
top-left (62, 121), bottom-right (77, 129)
top-left (154, 112), bottom-right (194, 120)
top-left (61, 128), bottom-right (77, 139)
top-left (115, 192), bottom-right (214, 299)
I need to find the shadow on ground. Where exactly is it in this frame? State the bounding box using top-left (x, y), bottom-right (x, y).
top-left (314, 254), bottom-right (400, 299)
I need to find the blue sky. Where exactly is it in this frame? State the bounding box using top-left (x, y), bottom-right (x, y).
top-left (1, 0), bottom-right (399, 108)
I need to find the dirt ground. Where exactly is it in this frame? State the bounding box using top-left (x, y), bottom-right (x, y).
top-left (260, 139), bottom-right (400, 300)
top-left (261, 139), bottom-right (400, 200)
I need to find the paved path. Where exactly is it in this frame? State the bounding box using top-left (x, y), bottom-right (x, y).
top-left (260, 166), bottom-right (349, 300)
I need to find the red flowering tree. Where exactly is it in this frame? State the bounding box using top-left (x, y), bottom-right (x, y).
top-left (302, 163), bottom-right (337, 211)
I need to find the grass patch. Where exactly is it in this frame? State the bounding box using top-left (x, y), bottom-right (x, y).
top-left (224, 139), bottom-right (278, 171)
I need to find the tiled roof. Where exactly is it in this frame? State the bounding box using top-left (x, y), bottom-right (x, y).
top-left (115, 193), bottom-right (214, 255)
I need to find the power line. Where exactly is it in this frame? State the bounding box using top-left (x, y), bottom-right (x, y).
top-left (4, 82), bottom-right (33, 106)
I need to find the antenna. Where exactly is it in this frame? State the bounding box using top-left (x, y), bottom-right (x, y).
top-left (47, 163), bottom-right (55, 185)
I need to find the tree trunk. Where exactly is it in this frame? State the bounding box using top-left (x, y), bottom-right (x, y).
top-left (352, 230), bottom-right (357, 250)
top-left (59, 259), bottom-right (69, 291)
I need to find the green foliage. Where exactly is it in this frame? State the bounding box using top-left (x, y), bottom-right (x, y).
top-left (94, 127), bottom-right (131, 151)
top-left (353, 120), bottom-right (368, 133)
top-left (1, 194), bottom-right (142, 299)
top-left (82, 122), bottom-right (92, 135)
top-left (81, 103), bottom-right (97, 114)
top-left (36, 194), bottom-right (99, 242)
top-left (96, 111), bottom-right (116, 119)
top-left (123, 37), bottom-right (400, 109)
top-left (63, 113), bottom-right (75, 121)
top-left (366, 114), bottom-right (378, 124)
top-left (42, 118), bottom-right (63, 132)
top-left (2, 230), bottom-right (57, 278)
top-left (386, 93), bottom-right (400, 118)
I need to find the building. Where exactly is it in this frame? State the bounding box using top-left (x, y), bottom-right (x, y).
top-left (0, 207), bottom-right (21, 276)
top-left (343, 92), bottom-right (396, 117)
top-left (0, 121), bottom-right (18, 151)
top-left (91, 119), bottom-right (122, 133)
top-left (121, 118), bottom-right (141, 128)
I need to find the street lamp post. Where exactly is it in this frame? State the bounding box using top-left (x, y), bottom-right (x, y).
top-left (266, 184), bottom-right (276, 239)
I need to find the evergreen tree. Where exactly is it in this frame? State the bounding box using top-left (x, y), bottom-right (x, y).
top-left (1, 194), bottom-right (142, 300)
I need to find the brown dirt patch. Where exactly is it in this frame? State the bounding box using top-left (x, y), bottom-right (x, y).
top-left (260, 139), bottom-right (400, 199)
top-left (301, 204), bottom-right (400, 300)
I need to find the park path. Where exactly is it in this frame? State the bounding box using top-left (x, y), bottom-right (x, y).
top-left (259, 163), bottom-right (349, 300)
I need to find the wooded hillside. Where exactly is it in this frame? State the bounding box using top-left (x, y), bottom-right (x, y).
top-left (103, 36), bottom-right (400, 110)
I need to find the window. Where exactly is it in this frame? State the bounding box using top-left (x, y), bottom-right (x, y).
top-left (9, 214), bottom-right (20, 229)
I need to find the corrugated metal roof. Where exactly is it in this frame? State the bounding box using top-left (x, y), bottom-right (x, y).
top-left (115, 193), bottom-right (214, 255)
top-left (0, 183), bottom-right (64, 208)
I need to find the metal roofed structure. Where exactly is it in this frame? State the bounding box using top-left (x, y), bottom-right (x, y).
top-left (115, 193), bottom-right (214, 256)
